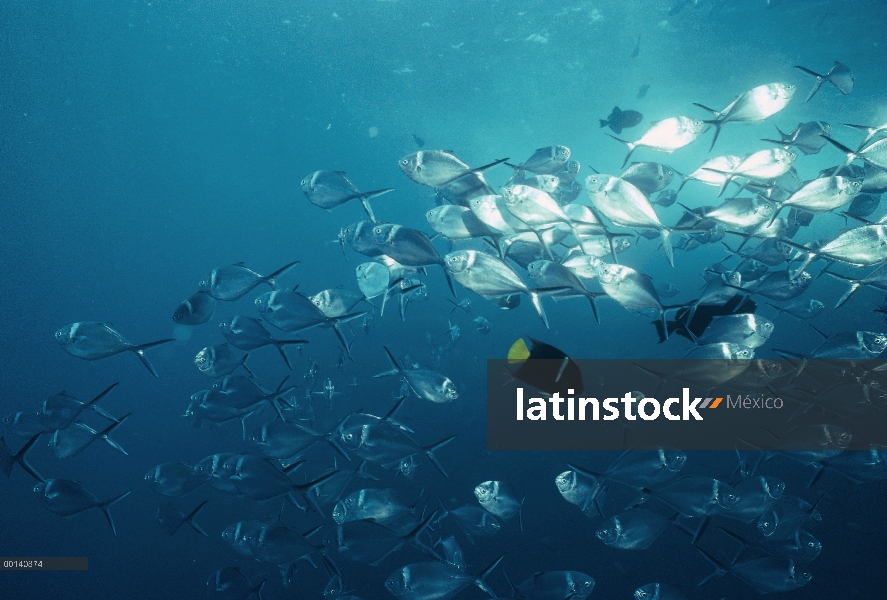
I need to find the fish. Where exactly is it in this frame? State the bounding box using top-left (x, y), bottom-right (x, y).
top-left (199, 261), bottom-right (299, 301)
top-left (445, 250), bottom-right (558, 327)
top-left (600, 106), bottom-right (643, 135)
top-left (794, 61), bottom-right (854, 101)
top-left (474, 480), bottom-right (524, 529)
top-left (507, 337), bottom-right (584, 396)
top-left (762, 121), bottom-right (830, 155)
top-left (595, 263), bottom-right (673, 334)
top-left (620, 162), bottom-right (675, 196)
top-left (596, 509), bottom-right (677, 550)
top-left (356, 262), bottom-right (391, 299)
top-left (144, 462), bottom-right (205, 497)
top-left (437, 500), bottom-right (502, 537)
top-left (412, 133), bottom-right (425, 147)
top-left (384, 554), bottom-right (504, 600)
top-left (637, 84), bottom-right (650, 99)
top-left (696, 548), bottom-right (812, 594)
top-left (34, 479), bottom-right (131, 535)
top-left (472, 316), bottom-right (492, 334)
top-left (219, 315), bottom-right (308, 370)
top-left (657, 295), bottom-right (757, 343)
top-left (38, 383), bottom-right (120, 431)
top-left (694, 83), bottom-right (796, 149)
top-left (399, 150), bottom-right (508, 188)
top-left (426, 205), bottom-right (492, 240)
top-left (206, 567), bottom-right (265, 600)
top-left (194, 344), bottom-right (254, 379)
top-left (822, 135), bottom-right (887, 171)
top-left (301, 170), bottom-right (394, 222)
top-left (842, 119), bottom-right (887, 148)
top-left (55, 322), bottom-right (174, 377)
top-left (506, 146), bottom-right (571, 176)
top-left (48, 415), bottom-right (131, 459)
top-left (606, 116), bottom-right (705, 167)
top-left (156, 500), bottom-right (208, 536)
top-left (172, 291), bottom-right (215, 325)
top-left (374, 347), bottom-right (458, 403)
top-left (766, 298), bottom-right (824, 320)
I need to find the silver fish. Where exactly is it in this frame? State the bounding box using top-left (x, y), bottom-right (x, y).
top-left (199, 261), bottom-right (298, 301)
top-left (194, 344), bottom-right (253, 379)
top-left (426, 205), bottom-right (492, 240)
top-left (172, 291), bottom-right (215, 325)
top-left (301, 169), bottom-right (394, 222)
top-left (34, 479), bottom-right (131, 535)
top-left (694, 82), bottom-right (795, 149)
top-left (607, 116), bottom-right (705, 167)
top-left (55, 322), bottom-right (174, 377)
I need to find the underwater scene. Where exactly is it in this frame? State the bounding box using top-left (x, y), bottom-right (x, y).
top-left (3, 1), bottom-right (887, 598)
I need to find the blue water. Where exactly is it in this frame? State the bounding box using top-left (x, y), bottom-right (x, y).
top-left (3, 1), bottom-right (887, 598)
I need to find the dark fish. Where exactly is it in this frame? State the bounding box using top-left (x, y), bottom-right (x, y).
top-left (763, 121), bottom-right (830, 156)
top-left (412, 133), bottom-right (425, 147)
top-left (495, 295), bottom-right (521, 310)
top-left (33, 479), bottom-right (130, 535)
top-left (630, 35), bottom-right (640, 59)
top-left (507, 337), bottom-right (584, 395)
top-left (55, 322), bottom-right (174, 377)
top-left (637, 84), bottom-right (650, 99)
top-left (144, 462), bottom-right (205, 497)
top-left (794, 61), bottom-right (854, 101)
top-left (206, 567), bottom-right (265, 600)
top-left (600, 106), bottom-right (644, 135)
top-left (172, 291), bottom-right (215, 325)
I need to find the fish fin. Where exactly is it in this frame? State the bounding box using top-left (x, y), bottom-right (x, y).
top-left (423, 434), bottom-right (457, 477)
top-left (660, 229), bottom-right (674, 268)
top-left (265, 261), bottom-right (300, 291)
top-left (130, 338), bottom-right (175, 377)
top-left (471, 157), bottom-right (510, 175)
top-left (599, 119), bottom-right (609, 128)
top-left (691, 102), bottom-right (721, 117)
top-left (276, 344), bottom-right (294, 370)
top-left (604, 134), bottom-right (636, 168)
top-left (95, 413), bottom-right (131, 456)
top-left (85, 382), bottom-right (120, 415)
top-left (507, 338), bottom-right (530, 363)
top-left (100, 489), bottom-right (132, 536)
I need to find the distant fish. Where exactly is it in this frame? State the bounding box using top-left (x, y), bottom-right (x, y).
top-left (794, 61), bottom-right (854, 102)
top-left (507, 337), bottom-right (584, 395)
top-left (412, 132), bottom-right (425, 147)
top-left (630, 35), bottom-right (640, 59)
top-left (637, 84), bottom-right (650, 99)
top-left (600, 106), bottom-right (644, 135)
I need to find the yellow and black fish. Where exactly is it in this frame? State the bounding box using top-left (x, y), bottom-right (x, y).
top-left (507, 337), bottom-right (584, 395)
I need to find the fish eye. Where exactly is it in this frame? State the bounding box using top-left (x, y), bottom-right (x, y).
top-left (199, 280), bottom-right (207, 287)
top-left (400, 159), bottom-right (408, 166)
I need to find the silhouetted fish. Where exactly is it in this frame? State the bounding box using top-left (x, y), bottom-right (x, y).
top-left (600, 106), bottom-right (643, 135)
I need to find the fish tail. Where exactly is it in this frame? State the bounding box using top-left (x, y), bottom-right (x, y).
top-left (703, 119), bottom-right (724, 151)
top-left (86, 382), bottom-right (121, 422)
top-left (604, 134), bottom-right (635, 168)
top-left (100, 489), bottom-right (132, 536)
top-left (185, 500), bottom-right (209, 536)
top-left (265, 260), bottom-right (301, 291)
top-left (821, 135), bottom-right (857, 166)
top-left (598, 119), bottom-right (609, 128)
top-left (423, 434), bottom-right (457, 477)
top-left (374, 346), bottom-right (402, 377)
top-left (794, 65), bottom-right (825, 101)
top-left (0, 434), bottom-right (44, 482)
top-left (98, 413), bottom-right (132, 456)
top-left (475, 553), bottom-right (507, 594)
top-left (442, 267), bottom-right (458, 298)
top-left (130, 338), bottom-right (175, 377)
top-left (695, 546), bottom-right (728, 587)
top-left (239, 353), bottom-right (256, 378)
